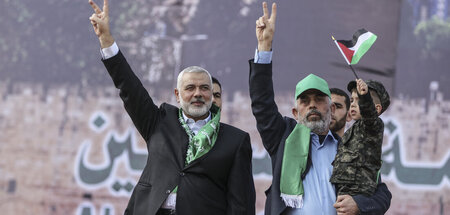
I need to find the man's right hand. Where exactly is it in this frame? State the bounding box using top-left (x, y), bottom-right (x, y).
top-left (334, 195), bottom-right (361, 215)
top-left (255, 2), bottom-right (277, 51)
top-left (89, 0), bottom-right (114, 48)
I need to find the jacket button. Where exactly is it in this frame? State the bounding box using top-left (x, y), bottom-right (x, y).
top-left (180, 172), bottom-right (185, 176)
top-left (166, 190), bottom-right (171, 194)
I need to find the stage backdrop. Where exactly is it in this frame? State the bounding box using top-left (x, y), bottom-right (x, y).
top-left (0, 0), bottom-right (449, 214)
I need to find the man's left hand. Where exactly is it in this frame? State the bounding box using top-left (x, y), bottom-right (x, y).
top-left (334, 195), bottom-right (360, 215)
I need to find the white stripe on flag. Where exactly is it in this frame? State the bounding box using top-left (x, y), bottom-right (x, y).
top-left (348, 31), bottom-right (374, 51)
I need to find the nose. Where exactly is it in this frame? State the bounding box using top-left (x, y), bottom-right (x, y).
top-left (193, 87), bottom-right (202, 98)
top-left (308, 99), bottom-right (317, 110)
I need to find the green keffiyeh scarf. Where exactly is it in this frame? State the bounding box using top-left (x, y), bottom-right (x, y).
top-left (280, 123), bottom-right (311, 208)
top-left (172, 107), bottom-right (221, 193)
top-left (179, 107), bottom-right (221, 165)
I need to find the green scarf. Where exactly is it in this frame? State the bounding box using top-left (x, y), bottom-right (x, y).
top-left (179, 107), bottom-right (221, 165)
top-left (172, 107), bottom-right (221, 193)
top-left (280, 123), bottom-right (311, 208)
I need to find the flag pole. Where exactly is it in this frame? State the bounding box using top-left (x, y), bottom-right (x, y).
top-left (349, 65), bottom-right (359, 79)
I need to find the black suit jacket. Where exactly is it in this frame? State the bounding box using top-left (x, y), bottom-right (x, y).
top-left (101, 51), bottom-right (255, 215)
top-left (248, 60), bottom-right (391, 215)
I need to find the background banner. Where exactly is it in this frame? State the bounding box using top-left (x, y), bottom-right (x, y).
top-left (0, 0), bottom-right (449, 214)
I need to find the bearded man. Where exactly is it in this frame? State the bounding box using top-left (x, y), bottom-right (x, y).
top-left (330, 88), bottom-right (352, 138)
top-left (249, 2), bottom-right (391, 215)
top-left (88, 0), bottom-right (255, 214)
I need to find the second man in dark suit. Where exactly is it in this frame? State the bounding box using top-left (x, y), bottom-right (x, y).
top-left (88, 0), bottom-right (255, 214)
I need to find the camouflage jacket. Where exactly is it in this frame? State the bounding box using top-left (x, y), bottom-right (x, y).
top-left (330, 92), bottom-right (384, 194)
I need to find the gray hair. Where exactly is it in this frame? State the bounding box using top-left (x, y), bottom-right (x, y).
top-left (177, 66), bottom-right (212, 89)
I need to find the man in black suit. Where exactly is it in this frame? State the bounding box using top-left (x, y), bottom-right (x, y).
top-left (249, 2), bottom-right (391, 215)
top-left (88, 0), bottom-right (255, 214)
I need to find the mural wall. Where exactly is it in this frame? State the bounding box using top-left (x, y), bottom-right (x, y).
top-left (0, 0), bottom-right (449, 214)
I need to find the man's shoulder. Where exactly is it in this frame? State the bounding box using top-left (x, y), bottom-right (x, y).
top-left (284, 116), bottom-right (297, 125)
top-left (160, 102), bottom-right (179, 111)
top-left (219, 123), bottom-right (249, 137)
top-left (155, 103), bottom-right (180, 120)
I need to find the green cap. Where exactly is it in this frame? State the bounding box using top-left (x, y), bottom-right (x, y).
top-left (295, 74), bottom-right (331, 99)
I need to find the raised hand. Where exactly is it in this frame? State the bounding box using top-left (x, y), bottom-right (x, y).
top-left (255, 2), bottom-right (277, 51)
top-left (89, 0), bottom-right (114, 48)
top-left (356, 79), bottom-right (368, 95)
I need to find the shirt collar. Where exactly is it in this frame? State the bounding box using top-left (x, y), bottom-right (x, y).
top-left (182, 111), bottom-right (212, 124)
top-left (310, 130), bottom-right (338, 147)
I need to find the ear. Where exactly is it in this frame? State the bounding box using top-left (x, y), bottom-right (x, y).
top-left (292, 107), bottom-right (299, 121)
top-left (174, 88), bottom-right (180, 103)
top-left (330, 102), bottom-right (336, 115)
top-left (375, 104), bottom-right (382, 115)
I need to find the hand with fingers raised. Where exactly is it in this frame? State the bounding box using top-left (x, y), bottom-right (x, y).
top-left (255, 2), bottom-right (277, 51)
top-left (89, 0), bottom-right (114, 48)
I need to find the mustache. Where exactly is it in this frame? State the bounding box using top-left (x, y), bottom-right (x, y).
top-left (190, 98), bottom-right (205, 104)
top-left (306, 109), bottom-right (322, 119)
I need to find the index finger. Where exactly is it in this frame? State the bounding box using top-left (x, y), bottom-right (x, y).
top-left (269, 3), bottom-right (277, 22)
top-left (103, 0), bottom-right (109, 16)
top-left (262, 2), bottom-right (269, 19)
top-left (89, 0), bottom-right (102, 14)
top-left (333, 200), bottom-right (342, 209)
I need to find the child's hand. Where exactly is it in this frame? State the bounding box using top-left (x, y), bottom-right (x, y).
top-left (356, 79), bottom-right (368, 95)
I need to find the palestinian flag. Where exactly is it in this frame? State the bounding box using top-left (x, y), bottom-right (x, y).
top-left (332, 29), bottom-right (377, 65)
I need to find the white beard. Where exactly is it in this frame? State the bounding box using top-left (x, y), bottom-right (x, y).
top-left (299, 109), bottom-right (331, 134)
top-left (180, 97), bottom-right (212, 118)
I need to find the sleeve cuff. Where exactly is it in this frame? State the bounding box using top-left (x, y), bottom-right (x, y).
top-left (101, 42), bottom-right (119, 60)
top-left (254, 48), bottom-right (272, 64)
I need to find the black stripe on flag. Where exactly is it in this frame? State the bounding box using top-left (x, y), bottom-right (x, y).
top-left (336, 28), bottom-right (368, 48)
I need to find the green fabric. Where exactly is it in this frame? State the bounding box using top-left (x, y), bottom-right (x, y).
top-left (351, 33), bottom-right (377, 64)
top-left (172, 107), bottom-right (221, 193)
top-left (280, 123), bottom-right (311, 207)
top-left (179, 108), bottom-right (221, 165)
top-left (295, 74), bottom-right (331, 99)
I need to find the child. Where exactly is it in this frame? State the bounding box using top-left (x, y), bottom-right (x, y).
top-left (330, 79), bottom-right (390, 196)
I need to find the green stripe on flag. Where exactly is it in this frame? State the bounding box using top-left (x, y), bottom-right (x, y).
top-left (350, 33), bottom-right (377, 64)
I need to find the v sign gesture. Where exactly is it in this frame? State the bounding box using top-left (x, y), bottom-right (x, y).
top-left (89, 0), bottom-right (114, 48)
top-left (256, 2), bottom-right (277, 51)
